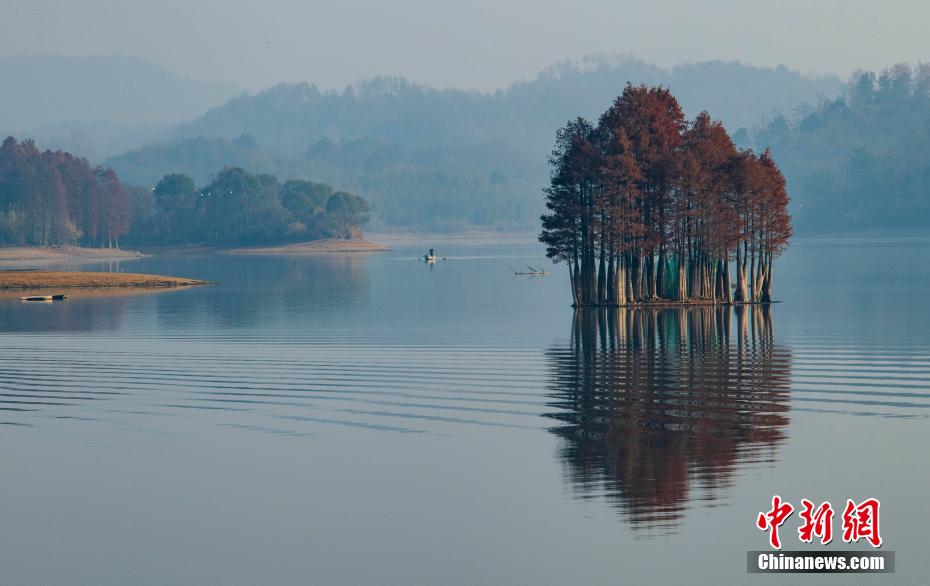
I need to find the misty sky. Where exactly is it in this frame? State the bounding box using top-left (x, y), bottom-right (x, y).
top-left (3, 0), bottom-right (929, 91)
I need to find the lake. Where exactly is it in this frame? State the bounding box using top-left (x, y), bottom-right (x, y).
top-left (0, 237), bottom-right (928, 585)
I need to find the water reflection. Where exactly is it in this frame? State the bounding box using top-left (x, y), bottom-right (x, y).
top-left (0, 293), bottom-right (134, 332)
top-left (545, 306), bottom-right (792, 534)
top-left (0, 254), bottom-right (371, 333)
top-left (153, 253), bottom-right (371, 329)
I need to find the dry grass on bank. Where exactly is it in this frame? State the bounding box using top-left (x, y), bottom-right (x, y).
top-left (0, 271), bottom-right (210, 290)
top-left (0, 246), bottom-right (143, 263)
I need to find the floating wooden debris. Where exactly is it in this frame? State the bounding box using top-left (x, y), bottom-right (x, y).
top-left (512, 265), bottom-right (548, 276)
top-left (20, 294), bottom-right (66, 302)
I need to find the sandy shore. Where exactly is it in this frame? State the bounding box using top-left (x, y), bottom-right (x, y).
top-left (0, 246), bottom-right (143, 264)
top-left (367, 230), bottom-right (538, 246)
top-left (228, 238), bottom-right (388, 255)
top-left (0, 271), bottom-right (210, 290)
top-left (0, 286), bottom-right (204, 300)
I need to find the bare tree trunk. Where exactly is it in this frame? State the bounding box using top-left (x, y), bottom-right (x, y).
top-left (624, 254), bottom-right (634, 305)
top-left (656, 249), bottom-right (666, 299)
top-left (716, 258), bottom-right (727, 303)
top-left (707, 259), bottom-right (715, 299)
top-left (734, 247), bottom-right (749, 303)
top-left (631, 253), bottom-right (642, 302)
top-left (645, 253), bottom-right (656, 300)
top-left (590, 244), bottom-right (598, 305)
top-left (754, 251), bottom-right (765, 301)
top-left (761, 253), bottom-right (774, 303)
top-left (720, 259), bottom-right (727, 301)
top-left (677, 252), bottom-right (688, 301)
top-left (568, 263), bottom-right (578, 307)
top-left (605, 251), bottom-right (615, 305)
top-left (614, 256), bottom-right (625, 306)
top-left (570, 256), bottom-right (581, 307)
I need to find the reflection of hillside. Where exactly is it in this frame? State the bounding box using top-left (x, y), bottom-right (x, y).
top-left (545, 306), bottom-right (791, 534)
top-left (154, 254), bottom-right (371, 329)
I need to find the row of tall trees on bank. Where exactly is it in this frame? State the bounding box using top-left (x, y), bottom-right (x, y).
top-left (0, 137), bottom-right (129, 246)
top-left (540, 85), bottom-right (792, 307)
top-left (0, 137), bottom-right (371, 247)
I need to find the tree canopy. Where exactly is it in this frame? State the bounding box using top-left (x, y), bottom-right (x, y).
top-left (132, 167), bottom-right (370, 245)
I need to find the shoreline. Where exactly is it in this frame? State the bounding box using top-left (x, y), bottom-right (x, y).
top-left (226, 238), bottom-right (388, 255)
top-left (368, 230), bottom-right (538, 246)
top-left (0, 245), bottom-right (144, 265)
top-left (0, 271), bottom-right (211, 290)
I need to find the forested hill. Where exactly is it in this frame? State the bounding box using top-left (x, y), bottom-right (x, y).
top-left (748, 64), bottom-right (930, 233)
top-left (105, 56), bottom-right (840, 230)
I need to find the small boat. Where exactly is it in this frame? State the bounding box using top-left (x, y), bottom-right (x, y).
top-left (421, 247), bottom-right (444, 262)
top-left (20, 294), bottom-right (66, 302)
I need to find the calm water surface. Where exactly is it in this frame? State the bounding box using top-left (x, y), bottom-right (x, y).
top-left (0, 238), bottom-right (928, 585)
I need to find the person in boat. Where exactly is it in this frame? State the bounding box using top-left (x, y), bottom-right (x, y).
top-left (427, 248), bottom-right (435, 258)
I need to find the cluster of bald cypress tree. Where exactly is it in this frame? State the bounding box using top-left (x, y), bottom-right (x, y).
top-left (540, 84), bottom-right (792, 307)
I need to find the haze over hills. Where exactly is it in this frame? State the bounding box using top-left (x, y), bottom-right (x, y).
top-left (4, 52), bottom-right (929, 235)
top-left (748, 64), bottom-right (930, 233)
top-left (104, 55), bottom-right (841, 230)
top-left (174, 56), bottom-right (841, 149)
top-left (0, 54), bottom-right (237, 159)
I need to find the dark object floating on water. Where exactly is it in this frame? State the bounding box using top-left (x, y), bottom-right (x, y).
top-left (20, 294), bottom-right (66, 302)
top-left (513, 265), bottom-right (548, 276)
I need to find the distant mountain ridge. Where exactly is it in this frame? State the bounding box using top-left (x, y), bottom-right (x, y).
top-left (0, 54), bottom-right (238, 159)
top-left (174, 55), bottom-right (841, 149)
top-left (0, 54), bottom-right (237, 129)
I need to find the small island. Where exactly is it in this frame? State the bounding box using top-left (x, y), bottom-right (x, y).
top-left (540, 84), bottom-right (792, 308)
top-left (0, 271), bottom-right (210, 290)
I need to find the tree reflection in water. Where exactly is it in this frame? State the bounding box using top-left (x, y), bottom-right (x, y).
top-left (545, 306), bottom-right (791, 534)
